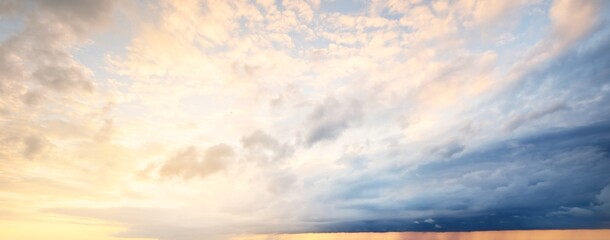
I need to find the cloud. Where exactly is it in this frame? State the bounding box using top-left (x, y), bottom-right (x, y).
top-left (22, 134), bottom-right (47, 158)
top-left (307, 121), bottom-right (610, 232)
top-left (428, 140), bottom-right (466, 159)
top-left (0, 0), bottom-right (20, 17)
top-left (511, 0), bottom-right (604, 79)
top-left (33, 64), bottom-right (94, 93)
top-left (550, 0), bottom-right (602, 44)
top-left (503, 102), bottom-right (568, 132)
top-left (35, 0), bottom-right (117, 35)
top-left (242, 131), bottom-right (294, 165)
top-left (305, 97), bottom-right (363, 146)
top-left (0, 0), bottom-right (116, 98)
top-left (158, 144), bottom-right (235, 180)
top-left (21, 90), bottom-right (43, 107)
top-left (94, 119), bottom-right (115, 142)
top-left (267, 173), bottom-right (296, 195)
top-left (595, 184), bottom-right (610, 214)
top-left (0, 0), bottom-right (119, 164)
top-left (548, 207), bottom-right (595, 217)
top-left (464, 0), bottom-right (529, 28)
top-left (2, 0), bottom-right (610, 238)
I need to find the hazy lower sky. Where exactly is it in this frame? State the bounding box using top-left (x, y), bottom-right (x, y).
top-left (1, 0), bottom-right (610, 239)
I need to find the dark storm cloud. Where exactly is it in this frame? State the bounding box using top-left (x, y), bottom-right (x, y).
top-left (313, 121), bottom-right (610, 232)
top-left (595, 185), bottom-right (610, 214)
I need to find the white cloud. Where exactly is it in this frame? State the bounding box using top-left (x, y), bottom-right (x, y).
top-left (550, 0), bottom-right (601, 44)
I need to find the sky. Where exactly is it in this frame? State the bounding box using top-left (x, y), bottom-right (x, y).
top-left (0, 0), bottom-right (610, 239)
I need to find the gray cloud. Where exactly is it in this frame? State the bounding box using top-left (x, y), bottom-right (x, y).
top-left (548, 207), bottom-right (595, 217)
top-left (310, 121), bottom-right (610, 232)
top-left (159, 144), bottom-right (234, 180)
top-left (0, 0), bottom-right (118, 163)
top-left (22, 134), bottom-right (47, 158)
top-left (0, 0), bottom-right (117, 110)
top-left (305, 97), bottom-right (363, 146)
top-left (489, 27), bottom-right (610, 137)
top-left (35, 0), bottom-right (117, 37)
top-left (594, 184), bottom-right (610, 214)
top-left (503, 102), bottom-right (569, 132)
top-left (241, 130), bottom-right (294, 165)
top-left (0, 39), bottom-right (25, 95)
top-left (428, 140), bottom-right (466, 159)
top-left (21, 90), bottom-right (43, 106)
top-left (267, 172), bottom-right (296, 195)
top-left (32, 64), bottom-right (94, 93)
top-left (0, 0), bottom-right (20, 17)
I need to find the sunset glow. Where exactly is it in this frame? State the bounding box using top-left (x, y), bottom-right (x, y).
top-left (231, 230), bottom-right (610, 240)
top-left (1, 0), bottom-right (610, 239)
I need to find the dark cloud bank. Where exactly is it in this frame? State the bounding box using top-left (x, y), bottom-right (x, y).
top-left (307, 30), bottom-right (610, 233)
top-left (320, 121), bottom-right (610, 232)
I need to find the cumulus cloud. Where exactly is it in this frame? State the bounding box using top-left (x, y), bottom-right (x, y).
top-left (242, 131), bottom-right (294, 165)
top-left (0, 0), bottom-right (118, 165)
top-left (305, 97), bottom-right (363, 146)
top-left (0, 0), bottom-right (116, 99)
top-left (595, 185), bottom-right (610, 214)
top-left (158, 144), bottom-right (234, 180)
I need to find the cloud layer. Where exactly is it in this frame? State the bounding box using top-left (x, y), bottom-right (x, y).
top-left (1, 0), bottom-right (610, 240)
